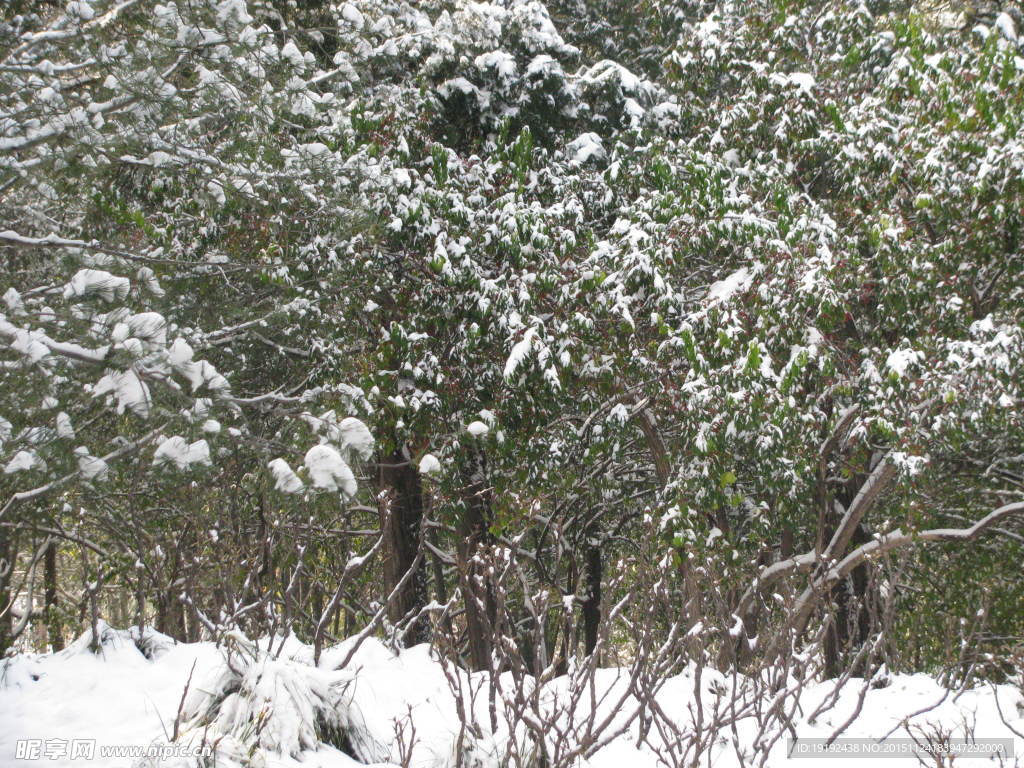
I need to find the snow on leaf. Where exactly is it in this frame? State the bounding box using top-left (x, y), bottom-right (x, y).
top-left (93, 369), bottom-right (151, 417)
top-left (196, 360), bottom-right (229, 392)
top-left (3, 288), bottom-right (23, 312)
top-left (885, 349), bottom-right (922, 378)
top-left (339, 2), bottom-right (364, 28)
top-left (504, 327), bottom-right (538, 379)
top-left (995, 12), bottom-right (1017, 42)
top-left (4, 450), bottom-right (45, 474)
top-left (56, 411), bottom-right (75, 439)
top-left (183, 645), bottom-right (347, 759)
top-left (706, 266), bottom-right (752, 304)
top-left (336, 417), bottom-right (374, 461)
top-left (769, 71), bottom-right (815, 93)
top-left (304, 445), bottom-right (356, 497)
top-left (8, 328), bottom-right (50, 362)
top-left (137, 267), bottom-right (165, 297)
top-left (63, 269), bottom-right (130, 303)
top-left (153, 437), bottom-right (212, 471)
top-left (168, 337), bottom-right (194, 367)
top-left (74, 446), bottom-right (108, 481)
top-left (418, 453), bottom-right (442, 475)
top-left (268, 458), bottom-right (305, 494)
top-left (280, 41), bottom-right (306, 69)
top-left (891, 451), bottom-right (928, 476)
top-left (116, 312), bottom-right (168, 345)
top-left (475, 50), bottom-right (517, 79)
top-left (566, 132), bottom-right (605, 166)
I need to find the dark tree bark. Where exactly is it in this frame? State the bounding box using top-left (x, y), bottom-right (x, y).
top-left (0, 527), bottom-right (13, 655)
top-left (457, 443), bottom-right (496, 671)
top-left (157, 591), bottom-right (186, 640)
top-left (822, 480), bottom-right (875, 678)
top-left (824, 522), bottom-right (873, 678)
top-left (155, 532), bottom-right (187, 641)
top-left (581, 537), bottom-right (602, 657)
top-left (379, 446), bottom-right (429, 645)
top-left (44, 540), bottom-right (62, 651)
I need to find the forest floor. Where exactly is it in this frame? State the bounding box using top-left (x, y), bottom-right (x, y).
top-left (1, 623), bottom-right (1022, 767)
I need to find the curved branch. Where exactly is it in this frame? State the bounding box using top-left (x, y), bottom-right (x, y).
top-left (790, 500), bottom-right (1024, 640)
top-left (737, 499), bottom-right (1024, 635)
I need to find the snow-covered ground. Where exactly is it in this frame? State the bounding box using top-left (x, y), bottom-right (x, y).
top-left (1, 623), bottom-right (1021, 767)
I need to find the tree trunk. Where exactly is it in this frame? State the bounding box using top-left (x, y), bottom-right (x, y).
top-left (581, 537), bottom-right (602, 657)
top-left (0, 528), bottom-right (13, 655)
top-left (457, 443), bottom-right (495, 671)
top-left (44, 541), bottom-right (63, 651)
top-left (822, 481), bottom-right (875, 678)
top-left (824, 522), bottom-right (873, 678)
top-left (157, 592), bottom-right (186, 640)
top-left (379, 446), bottom-right (429, 645)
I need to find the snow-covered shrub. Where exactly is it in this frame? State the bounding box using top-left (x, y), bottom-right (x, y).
top-left (180, 633), bottom-right (353, 760)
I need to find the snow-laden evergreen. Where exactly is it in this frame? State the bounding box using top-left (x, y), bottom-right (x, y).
top-left (1, 0), bottom-right (1023, 763)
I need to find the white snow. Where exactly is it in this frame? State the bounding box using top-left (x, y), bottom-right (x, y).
top-left (66, 1), bottom-right (95, 21)
top-left (168, 337), bottom-right (194, 368)
top-left (466, 420), bottom-right (490, 437)
top-left (770, 71), bottom-right (816, 93)
top-left (4, 449), bottom-right (44, 474)
top-left (136, 267), bottom-right (165, 297)
top-left (5, 326), bottom-right (51, 363)
top-left (74, 446), bottom-right (109, 481)
top-left (3, 287), bottom-right (22, 312)
top-left (339, 2), bottom-right (364, 27)
top-left (891, 450), bottom-right (928, 475)
top-left (280, 40), bottom-right (306, 69)
top-left (63, 269), bottom-right (130, 303)
top-left (566, 132), bottom-right (606, 165)
top-left (56, 411), bottom-right (75, 439)
top-left (304, 444), bottom-right (357, 497)
top-left (152, 436), bottom-right (212, 471)
top-left (788, 71), bottom-right (815, 92)
top-left (268, 457), bottom-right (305, 494)
top-left (304, 412), bottom-right (375, 461)
top-left (706, 266), bottom-right (753, 304)
top-left (995, 12), bottom-right (1017, 42)
top-left (885, 348), bottom-right (923, 378)
top-left (92, 369), bottom-right (151, 417)
top-left (579, 59), bottom-right (643, 94)
top-left (475, 50), bottom-right (517, 79)
top-left (165, 339), bottom-right (228, 393)
top-left (112, 312), bottom-right (167, 345)
top-left (504, 327), bottom-right (538, 379)
top-left (418, 452), bottom-right (442, 475)
top-left (335, 417), bottom-right (375, 461)
top-left (0, 625), bottom-right (1021, 768)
